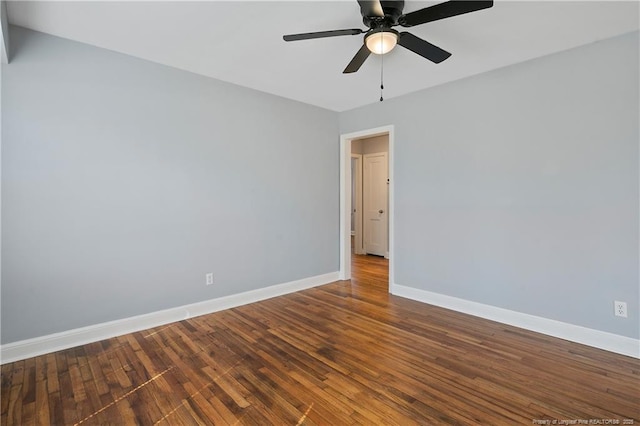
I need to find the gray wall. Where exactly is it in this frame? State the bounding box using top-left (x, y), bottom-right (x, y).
top-left (3, 25), bottom-right (638, 345)
top-left (1, 26), bottom-right (339, 343)
top-left (340, 32), bottom-right (639, 339)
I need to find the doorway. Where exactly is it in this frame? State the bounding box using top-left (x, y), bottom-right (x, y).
top-left (339, 125), bottom-right (394, 289)
top-left (352, 136), bottom-right (389, 258)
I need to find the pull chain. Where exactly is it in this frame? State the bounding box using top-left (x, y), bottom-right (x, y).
top-left (380, 34), bottom-right (384, 102)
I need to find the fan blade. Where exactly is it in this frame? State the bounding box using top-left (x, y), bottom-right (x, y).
top-left (399, 1), bottom-right (493, 27)
top-left (358, 0), bottom-right (384, 17)
top-left (283, 29), bottom-right (364, 42)
top-left (398, 32), bottom-right (451, 63)
top-left (343, 44), bottom-right (371, 73)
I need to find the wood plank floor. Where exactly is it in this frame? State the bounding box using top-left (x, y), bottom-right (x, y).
top-left (2, 254), bottom-right (639, 425)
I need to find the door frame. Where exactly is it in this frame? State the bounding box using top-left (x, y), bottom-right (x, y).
top-left (339, 125), bottom-right (394, 289)
top-left (351, 154), bottom-right (364, 255)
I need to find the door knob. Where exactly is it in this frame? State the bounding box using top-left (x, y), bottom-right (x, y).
top-left (379, 209), bottom-right (384, 214)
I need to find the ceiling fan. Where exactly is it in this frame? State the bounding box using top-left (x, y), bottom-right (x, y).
top-left (283, 0), bottom-right (494, 74)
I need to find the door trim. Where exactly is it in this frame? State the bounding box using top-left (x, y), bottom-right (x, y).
top-left (351, 154), bottom-right (364, 255)
top-left (339, 125), bottom-right (394, 289)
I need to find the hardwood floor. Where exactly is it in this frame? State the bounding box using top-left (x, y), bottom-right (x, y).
top-left (2, 254), bottom-right (639, 425)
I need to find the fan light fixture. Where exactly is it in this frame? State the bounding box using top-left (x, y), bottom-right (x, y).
top-left (365, 29), bottom-right (398, 55)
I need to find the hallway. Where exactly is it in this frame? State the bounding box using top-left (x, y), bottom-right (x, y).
top-left (351, 252), bottom-right (389, 293)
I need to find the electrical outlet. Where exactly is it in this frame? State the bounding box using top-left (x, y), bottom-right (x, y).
top-left (614, 301), bottom-right (627, 318)
top-left (206, 273), bottom-right (214, 286)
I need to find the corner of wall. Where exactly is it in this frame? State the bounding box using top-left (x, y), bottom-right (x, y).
top-left (1, 1), bottom-right (9, 63)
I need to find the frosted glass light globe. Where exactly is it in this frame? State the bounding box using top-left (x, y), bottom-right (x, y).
top-left (365, 31), bottom-right (398, 55)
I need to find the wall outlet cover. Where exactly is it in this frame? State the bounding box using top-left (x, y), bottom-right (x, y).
top-left (614, 301), bottom-right (627, 318)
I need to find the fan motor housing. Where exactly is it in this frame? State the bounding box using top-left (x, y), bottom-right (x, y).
top-left (362, 0), bottom-right (405, 28)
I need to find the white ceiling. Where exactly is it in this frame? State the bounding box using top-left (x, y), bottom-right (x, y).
top-left (6, 1), bottom-right (639, 111)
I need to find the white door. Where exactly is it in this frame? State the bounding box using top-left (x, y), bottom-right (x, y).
top-left (363, 152), bottom-right (388, 257)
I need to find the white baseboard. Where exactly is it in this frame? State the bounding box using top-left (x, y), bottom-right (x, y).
top-left (1, 271), bottom-right (340, 364)
top-left (390, 283), bottom-right (639, 359)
